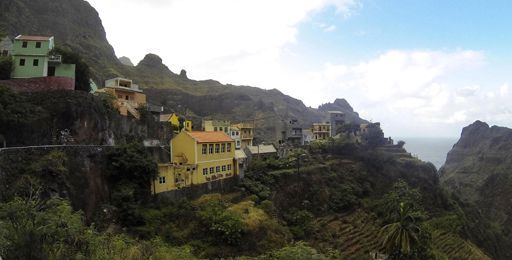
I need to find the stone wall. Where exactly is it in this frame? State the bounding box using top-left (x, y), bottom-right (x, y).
top-left (0, 76), bottom-right (75, 92)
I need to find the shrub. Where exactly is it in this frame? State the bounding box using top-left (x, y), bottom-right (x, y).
top-left (0, 56), bottom-right (13, 80)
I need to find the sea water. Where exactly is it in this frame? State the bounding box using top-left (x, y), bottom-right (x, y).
top-left (397, 137), bottom-right (459, 170)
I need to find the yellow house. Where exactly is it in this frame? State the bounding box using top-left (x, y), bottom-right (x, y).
top-left (160, 113), bottom-right (192, 132)
top-left (152, 131), bottom-right (238, 194)
top-left (231, 122), bottom-right (254, 148)
top-left (202, 119), bottom-right (231, 133)
top-left (184, 120), bottom-right (193, 132)
top-left (312, 123), bottom-right (331, 140)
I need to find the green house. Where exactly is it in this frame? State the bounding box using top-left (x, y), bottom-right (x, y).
top-left (11, 35), bottom-right (75, 79)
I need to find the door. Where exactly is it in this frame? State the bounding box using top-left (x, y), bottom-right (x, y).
top-left (48, 66), bottom-right (56, 76)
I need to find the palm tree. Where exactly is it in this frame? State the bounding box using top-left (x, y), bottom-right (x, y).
top-left (380, 202), bottom-right (421, 257)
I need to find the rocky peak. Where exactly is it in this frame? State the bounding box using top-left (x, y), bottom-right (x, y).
top-left (179, 69), bottom-right (188, 79)
top-left (118, 56), bottom-right (134, 66)
top-left (318, 98), bottom-right (355, 113)
top-left (135, 53), bottom-right (174, 75)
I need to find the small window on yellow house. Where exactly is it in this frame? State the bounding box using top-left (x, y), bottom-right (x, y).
top-left (215, 144), bottom-right (220, 153)
top-left (222, 165), bottom-right (226, 171)
top-left (221, 144), bottom-right (226, 153)
top-left (202, 144), bottom-right (207, 154)
top-left (209, 167), bottom-right (214, 174)
top-left (203, 168), bottom-right (208, 175)
top-left (216, 166), bottom-right (220, 172)
top-left (159, 176), bottom-right (166, 184)
top-left (228, 164), bottom-right (232, 171)
top-left (209, 144), bottom-right (214, 154)
top-left (227, 143), bottom-right (232, 152)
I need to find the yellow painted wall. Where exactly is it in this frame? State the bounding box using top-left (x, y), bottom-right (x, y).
top-left (169, 113), bottom-right (180, 128)
top-left (185, 120), bottom-right (193, 131)
top-left (154, 133), bottom-right (239, 194)
top-left (196, 141), bottom-right (235, 162)
top-left (171, 131), bottom-right (197, 164)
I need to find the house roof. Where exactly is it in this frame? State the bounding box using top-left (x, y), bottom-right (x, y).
top-left (247, 144), bottom-right (277, 154)
top-left (235, 150), bottom-right (247, 159)
top-left (159, 114), bottom-right (172, 122)
top-left (186, 131), bottom-right (233, 143)
top-left (15, 35), bottom-right (53, 41)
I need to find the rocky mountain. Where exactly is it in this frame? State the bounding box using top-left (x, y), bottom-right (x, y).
top-left (0, 0), bottom-right (366, 142)
top-left (118, 56), bottom-right (134, 66)
top-left (440, 120), bottom-right (512, 259)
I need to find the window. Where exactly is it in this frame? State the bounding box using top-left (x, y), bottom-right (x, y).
top-left (209, 144), bottom-right (214, 154)
top-left (203, 168), bottom-right (208, 176)
top-left (222, 165), bottom-right (226, 171)
top-left (214, 127), bottom-right (218, 131)
top-left (219, 127), bottom-right (223, 131)
top-left (236, 132), bottom-right (239, 136)
top-left (159, 176), bottom-right (166, 184)
top-left (227, 164), bottom-right (232, 171)
top-left (202, 144), bottom-right (207, 154)
top-left (33, 59), bottom-right (39, 66)
top-left (209, 167), bottom-right (214, 174)
top-left (35, 42), bottom-right (41, 48)
top-left (227, 143), bottom-right (232, 152)
top-left (236, 140), bottom-right (241, 146)
top-left (215, 144), bottom-right (220, 153)
top-left (216, 166), bottom-right (220, 172)
top-left (221, 144), bottom-right (226, 153)
top-left (19, 59), bottom-right (25, 66)
top-left (22, 41), bottom-right (28, 48)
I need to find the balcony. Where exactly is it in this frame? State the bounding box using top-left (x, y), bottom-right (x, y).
top-left (48, 55), bottom-right (62, 63)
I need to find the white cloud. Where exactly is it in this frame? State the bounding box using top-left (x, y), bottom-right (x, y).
top-left (86, 0), bottom-right (358, 70)
top-left (280, 49), bottom-right (510, 137)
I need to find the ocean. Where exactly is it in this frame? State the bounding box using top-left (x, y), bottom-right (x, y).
top-left (397, 137), bottom-right (459, 170)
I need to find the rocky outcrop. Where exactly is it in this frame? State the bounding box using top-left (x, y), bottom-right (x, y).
top-left (440, 121), bottom-right (512, 258)
top-left (118, 56), bottom-right (134, 66)
top-left (440, 120), bottom-right (512, 203)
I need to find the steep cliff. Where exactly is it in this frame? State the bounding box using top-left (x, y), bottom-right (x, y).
top-left (440, 120), bottom-right (512, 259)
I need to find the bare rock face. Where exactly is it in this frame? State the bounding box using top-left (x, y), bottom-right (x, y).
top-left (440, 120), bottom-right (512, 229)
top-left (119, 56), bottom-right (134, 66)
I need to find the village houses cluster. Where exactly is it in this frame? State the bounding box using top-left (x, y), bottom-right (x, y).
top-left (1, 35), bottom-right (387, 195)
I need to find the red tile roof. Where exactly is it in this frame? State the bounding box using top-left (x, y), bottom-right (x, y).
top-left (15, 35), bottom-right (53, 41)
top-left (186, 131), bottom-right (233, 143)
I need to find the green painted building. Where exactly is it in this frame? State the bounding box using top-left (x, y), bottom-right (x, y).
top-left (11, 35), bottom-right (75, 79)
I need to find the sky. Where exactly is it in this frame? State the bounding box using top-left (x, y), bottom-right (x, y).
top-left (86, 0), bottom-right (512, 138)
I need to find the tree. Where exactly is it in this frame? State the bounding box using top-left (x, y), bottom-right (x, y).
top-left (380, 202), bottom-right (421, 257)
top-left (0, 196), bottom-right (86, 259)
top-left (53, 47), bottom-right (91, 92)
top-left (106, 142), bottom-right (157, 227)
top-left (0, 56), bottom-right (13, 80)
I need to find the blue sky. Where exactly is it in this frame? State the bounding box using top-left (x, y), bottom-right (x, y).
top-left (87, 0), bottom-right (512, 137)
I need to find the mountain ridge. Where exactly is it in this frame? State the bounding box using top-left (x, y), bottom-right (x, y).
top-left (0, 0), bottom-right (367, 142)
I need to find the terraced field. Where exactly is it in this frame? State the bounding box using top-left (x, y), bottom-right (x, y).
top-left (310, 210), bottom-right (491, 259)
top-left (432, 230), bottom-right (491, 260)
top-left (310, 210), bottom-right (383, 259)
